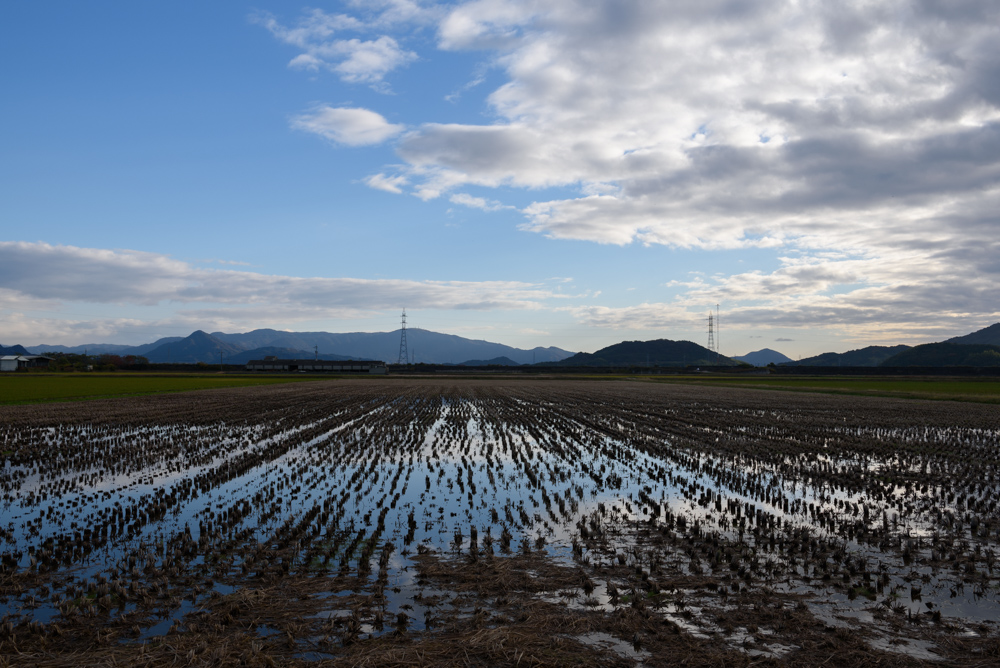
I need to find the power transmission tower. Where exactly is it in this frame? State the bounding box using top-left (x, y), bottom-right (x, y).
top-left (707, 312), bottom-right (715, 358)
top-left (716, 303), bottom-right (721, 364)
top-left (397, 309), bottom-right (409, 365)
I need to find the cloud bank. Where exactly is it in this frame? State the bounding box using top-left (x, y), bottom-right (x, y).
top-left (0, 242), bottom-right (561, 312)
top-left (270, 0), bottom-right (1000, 339)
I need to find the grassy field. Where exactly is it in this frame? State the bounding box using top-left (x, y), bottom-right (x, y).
top-left (4, 371), bottom-right (998, 406)
top-left (652, 375), bottom-right (1000, 402)
top-left (0, 372), bottom-right (339, 405)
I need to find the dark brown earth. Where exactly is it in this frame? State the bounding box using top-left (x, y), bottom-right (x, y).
top-left (2, 378), bottom-right (999, 666)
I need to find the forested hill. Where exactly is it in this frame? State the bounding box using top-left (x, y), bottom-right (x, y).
top-left (783, 345), bottom-right (911, 367)
top-left (881, 342), bottom-right (1000, 367)
top-left (732, 348), bottom-right (792, 366)
top-left (946, 323), bottom-right (1000, 346)
top-left (546, 339), bottom-right (734, 367)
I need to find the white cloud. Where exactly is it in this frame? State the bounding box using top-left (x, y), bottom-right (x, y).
top-left (260, 0), bottom-right (1000, 340)
top-left (335, 0), bottom-right (1000, 335)
top-left (254, 9), bottom-right (417, 87)
top-left (293, 107), bottom-right (404, 146)
top-left (566, 245), bottom-right (1000, 344)
top-left (449, 192), bottom-right (511, 211)
top-left (344, 0), bottom-right (441, 29)
top-left (0, 242), bottom-right (559, 312)
top-left (287, 53), bottom-right (324, 71)
top-left (444, 72), bottom-right (486, 102)
top-left (396, 2), bottom-right (1000, 240)
top-left (364, 172), bottom-right (409, 193)
top-left (566, 302), bottom-right (703, 331)
top-left (327, 36), bottom-right (417, 84)
top-left (438, 0), bottom-right (538, 50)
top-left (0, 288), bottom-right (69, 343)
top-left (252, 9), bottom-right (361, 48)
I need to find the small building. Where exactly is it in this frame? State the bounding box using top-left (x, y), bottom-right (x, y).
top-left (0, 355), bottom-right (54, 372)
top-left (245, 358), bottom-right (387, 374)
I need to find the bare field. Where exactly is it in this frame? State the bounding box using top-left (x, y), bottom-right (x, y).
top-left (1, 379), bottom-right (999, 666)
top-left (648, 375), bottom-right (1000, 403)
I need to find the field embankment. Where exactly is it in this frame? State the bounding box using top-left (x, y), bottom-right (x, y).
top-left (652, 375), bottom-right (1000, 403)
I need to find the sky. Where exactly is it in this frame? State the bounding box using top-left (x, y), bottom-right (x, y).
top-left (2, 1), bottom-right (998, 359)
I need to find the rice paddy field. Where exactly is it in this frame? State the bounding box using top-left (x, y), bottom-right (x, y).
top-left (2, 378), bottom-right (999, 666)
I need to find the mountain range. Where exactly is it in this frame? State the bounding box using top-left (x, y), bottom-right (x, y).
top-left (12, 321), bottom-right (1000, 368)
top-left (24, 329), bottom-right (574, 366)
top-left (776, 323), bottom-right (1000, 367)
top-left (732, 348), bottom-right (792, 366)
top-left (881, 342), bottom-right (1000, 367)
top-left (23, 338), bottom-right (185, 357)
top-left (947, 323), bottom-right (1000, 346)
top-left (782, 345), bottom-right (912, 367)
top-left (544, 339), bottom-right (733, 367)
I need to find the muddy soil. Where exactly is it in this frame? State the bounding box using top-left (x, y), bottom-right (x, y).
top-left (1, 378), bottom-right (998, 665)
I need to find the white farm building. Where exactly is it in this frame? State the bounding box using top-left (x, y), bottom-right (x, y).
top-left (0, 355), bottom-right (53, 372)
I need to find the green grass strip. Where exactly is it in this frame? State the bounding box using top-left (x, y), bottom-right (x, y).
top-left (0, 373), bottom-right (343, 405)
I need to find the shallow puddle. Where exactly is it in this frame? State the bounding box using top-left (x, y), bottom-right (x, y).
top-left (1, 381), bottom-right (998, 664)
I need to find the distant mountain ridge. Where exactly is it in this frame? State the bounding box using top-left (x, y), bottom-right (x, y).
top-left (23, 329), bottom-right (575, 365)
top-left (947, 323), bottom-right (1000, 346)
top-left (16, 322), bottom-right (1000, 367)
top-left (548, 339), bottom-right (734, 367)
top-left (206, 328), bottom-right (571, 365)
top-left (777, 323), bottom-right (1000, 367)
top-left (25, 343), bottom-right (135, 355)
top-left (27, 337), bottom-right (184, 356)
top-left (881, 342), bottom-right (1000, 367)
top-left (783, 345), bottom-right (911, 367)
top-left (733, 348), bottom-right (792, 366)
top-left (143, 331), bottom-right (243, 364)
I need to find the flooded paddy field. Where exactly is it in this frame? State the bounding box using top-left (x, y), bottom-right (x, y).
top-left (1, 378), bottom-right (999, 666)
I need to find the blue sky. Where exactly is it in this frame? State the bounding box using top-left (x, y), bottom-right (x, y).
top-left (2, 1), bottom-right (998, 357)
